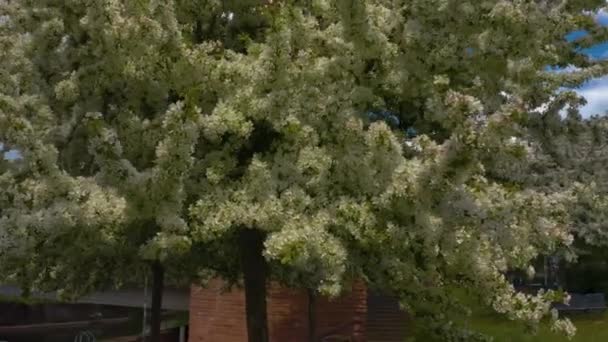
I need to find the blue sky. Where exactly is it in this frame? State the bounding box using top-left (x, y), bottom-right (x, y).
top-left (567, 9), bottom-right (608, 117)
top-left (4, 149), bottom-right (20, 160)
top-left (0, 143), bottom-right (20, 161)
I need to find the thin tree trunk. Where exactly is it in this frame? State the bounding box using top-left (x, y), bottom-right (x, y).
top-left (308, 288), bottom-right (316, 342)
top-left (239, 229), bottom-right (269, 342)
top-left (150, 260), bottom-right (164, 342)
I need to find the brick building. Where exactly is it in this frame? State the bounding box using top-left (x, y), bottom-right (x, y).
top-left (188, 280), bottom-right (409, 341)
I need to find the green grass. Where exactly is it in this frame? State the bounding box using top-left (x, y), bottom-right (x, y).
top-left (464, 312), bottom-right (608, 342)
top-left (411, 291), bottom-right (608, 342)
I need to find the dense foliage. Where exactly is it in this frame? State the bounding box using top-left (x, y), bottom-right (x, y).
top-left (520, 113), bottom-right (608, 299)
top-left (2, 0), bottom-right (608, 340)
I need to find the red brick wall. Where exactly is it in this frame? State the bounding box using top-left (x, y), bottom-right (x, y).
top-left (189, 279), bottom-right (248, 341)
top-left (314, 281), bottom-right (367, 341)
top-left (267, 285), bottom-right (309, 340)
top-left (188, 280), bottom-right (367, 342)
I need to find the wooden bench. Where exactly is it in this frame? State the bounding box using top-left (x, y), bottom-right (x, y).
top-left (553, 293), bottom-right (607, 313)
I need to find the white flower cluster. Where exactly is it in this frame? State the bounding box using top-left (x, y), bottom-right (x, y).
top-left (1, 0), bottom-right (606, 339)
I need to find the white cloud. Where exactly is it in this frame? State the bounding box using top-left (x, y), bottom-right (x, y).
top-left (576, 76), bottom-right (608, 117)
top-left (597, 8), bottom-right (608, 26)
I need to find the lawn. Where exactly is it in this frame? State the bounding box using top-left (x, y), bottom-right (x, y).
top-left (412, 310), bottom-right (608, 341)
top-left (411, 292), bottom-right (608, 342)
top-left (465, 312), bottom-right (608, 342)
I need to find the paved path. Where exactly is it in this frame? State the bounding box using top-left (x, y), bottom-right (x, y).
top-left (0, 285), bottom-right (190, 311)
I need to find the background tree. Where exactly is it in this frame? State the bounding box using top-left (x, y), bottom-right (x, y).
top-left (2, 1), bottom-right (608, 342)
top-left (519, 113), bottom-right (608, 294)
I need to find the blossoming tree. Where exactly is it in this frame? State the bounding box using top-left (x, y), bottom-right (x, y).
top-left (2, 1), bottom-right (608, 341)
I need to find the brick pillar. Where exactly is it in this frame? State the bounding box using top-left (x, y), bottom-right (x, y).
top-left (188, 280), bottom-right (367, 342)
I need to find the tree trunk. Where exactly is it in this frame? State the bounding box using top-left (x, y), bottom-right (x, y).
top-left (308, 288), bottom-right (316, 342)
top-left (150, 260), bottom-right (164, 342)
top-left (239, 229), bottom-right (269, 342)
